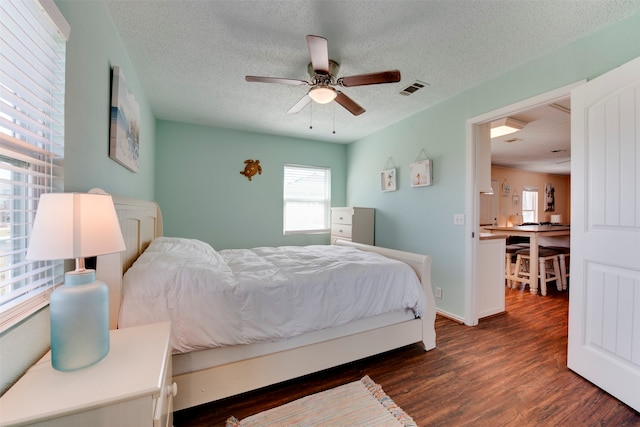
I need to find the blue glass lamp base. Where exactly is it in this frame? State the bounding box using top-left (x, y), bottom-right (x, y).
top-left (49, 270), bottom-right (110, 371)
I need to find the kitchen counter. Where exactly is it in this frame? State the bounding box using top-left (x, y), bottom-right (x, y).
top-left (483, 225), bottom-right (571, 295)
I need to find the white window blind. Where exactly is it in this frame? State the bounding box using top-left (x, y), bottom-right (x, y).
top-left (283, 164), bottom-right (331, 234)
top-left (0, 0), bottom-right (68, 331)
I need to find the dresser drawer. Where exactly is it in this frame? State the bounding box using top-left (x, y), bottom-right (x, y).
top-left (331, 208), bottom-right (353, 225)
top-left (331, 223), bottom-right (352, 239)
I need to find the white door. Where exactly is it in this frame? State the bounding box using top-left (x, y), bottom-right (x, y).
top-left (568, 56), bottom-right (640, 411)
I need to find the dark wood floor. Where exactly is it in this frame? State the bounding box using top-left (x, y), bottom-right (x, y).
top-left (174, 286), bottom-right (640, 426)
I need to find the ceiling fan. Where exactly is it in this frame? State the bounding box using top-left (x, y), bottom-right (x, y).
top-left (245, 35), bottom-right (401, 116)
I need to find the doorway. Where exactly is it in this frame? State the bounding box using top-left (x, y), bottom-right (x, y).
top-left (464, 81), bottom-right (583, 325)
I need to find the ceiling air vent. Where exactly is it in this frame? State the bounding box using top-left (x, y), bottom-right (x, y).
top-left (400, 80), bottom-right (429, 96)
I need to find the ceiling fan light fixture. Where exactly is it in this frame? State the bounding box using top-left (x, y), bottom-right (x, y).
top-left (490, 117), bottom-right (527, 139)
top-left (309, 86), bottom-right (337, 104)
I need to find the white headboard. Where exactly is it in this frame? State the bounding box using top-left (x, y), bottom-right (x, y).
top-left (96, 193), bottom-right (163, 329)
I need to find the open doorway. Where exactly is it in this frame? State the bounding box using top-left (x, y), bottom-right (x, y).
top-left (464, 81), bottom-right (583, 326)
top-left (489, 99), bottom-right (571, 228)
top-left (466, 56), bottom-right (640, 410)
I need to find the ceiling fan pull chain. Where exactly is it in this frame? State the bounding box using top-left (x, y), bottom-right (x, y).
top-left (309, 102), bottom-right (313, 129)
top-left (333, 103), bottom-right (336, 134)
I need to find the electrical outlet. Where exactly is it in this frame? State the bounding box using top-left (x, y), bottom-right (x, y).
top-left (453, 214), bottom-right (465, 226)
top-left (435, 287), bottom-right (442, 299)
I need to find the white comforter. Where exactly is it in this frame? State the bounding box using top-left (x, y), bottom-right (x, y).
top-left (118, 237), bottom-right (426, 353)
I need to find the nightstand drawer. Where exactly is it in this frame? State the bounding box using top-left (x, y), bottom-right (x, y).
top-left (331, 223), bottom-right (352, 239)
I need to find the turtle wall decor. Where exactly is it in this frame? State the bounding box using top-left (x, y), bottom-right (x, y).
top-left (240, 159), bottom-right (262, 181)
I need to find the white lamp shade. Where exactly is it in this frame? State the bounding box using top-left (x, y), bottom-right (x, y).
top-left (309, 86), bottom-right (337, 104)
top-left (26, 193), bottom-right (126, 261)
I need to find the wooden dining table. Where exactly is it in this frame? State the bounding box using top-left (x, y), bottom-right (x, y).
top-left (483, 225), bottom-right (571, 294)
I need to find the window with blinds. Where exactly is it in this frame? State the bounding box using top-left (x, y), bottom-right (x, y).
top-left (0, 0), bottom-right (69, 331)
top-left (283, 164), bottom-right (331, 234)
top-left (522, 189), bottom-right (539, 223)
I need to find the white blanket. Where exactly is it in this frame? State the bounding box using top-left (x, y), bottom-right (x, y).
top-left (119, 237), bottom-right (426, 353)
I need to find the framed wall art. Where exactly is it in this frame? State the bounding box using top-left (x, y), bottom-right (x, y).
top-left (502, 179), bottom-right (511, 196)
top-left (109, 66), bottom-right (140, 173)
top-left (410, 159), bottom-right (432, 187)
top-left (544, 183), bottom-right (555, 211)
top-left (380, 168), bottom-right (397, 192)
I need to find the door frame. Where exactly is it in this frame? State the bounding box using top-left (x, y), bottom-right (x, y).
top-left (464, 81), bottom-right (584, 325)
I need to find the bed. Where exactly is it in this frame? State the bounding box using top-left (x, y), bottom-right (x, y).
top-left (96, 194), bottom-right (436, 411)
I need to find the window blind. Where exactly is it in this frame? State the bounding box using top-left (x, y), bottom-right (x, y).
top-left (283, 164), bottom-right (331, 234)
top-left (0, 0), bottom-right (68, 331)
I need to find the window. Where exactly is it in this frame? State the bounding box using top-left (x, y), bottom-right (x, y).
top-left (0, 0), bottom-right (69, 331)
top-left (522, 189), bottom-right (538, 223)
top-left (283, 165), bottom-right (331, 234)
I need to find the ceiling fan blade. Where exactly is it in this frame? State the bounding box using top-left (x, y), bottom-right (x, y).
top-left (334, 91), bottom-right (365, 116)
top-left (245, 76), bottom-right (309, 86)
top-left (287, 94), bottom-right (311, 115)
top-left (306, 35), bottom-right (329, 74)
top-left (338, 70), bottom-right (401, 87)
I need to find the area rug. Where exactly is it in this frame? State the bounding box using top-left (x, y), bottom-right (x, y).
top-left (226, 375), bottom-right (416, 427)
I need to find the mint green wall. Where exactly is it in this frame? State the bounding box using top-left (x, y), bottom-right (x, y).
top-left (58, 1), bottom-right (155, 198)
top-left (1, 0), bottom-right (155, 395)
top-left (347, 12), bottom-right (640, 318)
top-left (2, 0), bottom-right (638, 396)
top-left (155, 121), bottom-right (346, 249)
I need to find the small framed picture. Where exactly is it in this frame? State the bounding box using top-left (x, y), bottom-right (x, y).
top-left (410, 159), bottom-right (432, 187)
top-left (512, 194), bottom-right (520, 205)
top-left (381, 168), bottom-right (397, 192)
top-left (502, 181), bottom-right (511, 196)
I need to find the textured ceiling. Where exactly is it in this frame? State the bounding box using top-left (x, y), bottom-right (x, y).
top-left (104, 1), bottom-right (640, 174)
top-left (491, 99), bottom-right (572, 175)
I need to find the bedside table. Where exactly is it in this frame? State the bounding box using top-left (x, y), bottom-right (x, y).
top-left (0, 322), bottom-right (175, 427)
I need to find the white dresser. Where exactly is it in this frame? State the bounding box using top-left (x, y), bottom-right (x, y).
top-left (330, 207), bottom-right (375, 245)
top-left (0, 322), bottom-right (175, 427)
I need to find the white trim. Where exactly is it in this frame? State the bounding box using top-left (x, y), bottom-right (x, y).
top-left (464, 80), bottom-right (585, 326)
top-left (465, 120), bottom-right (478, 325)
top-left (0, 294), bottom-right (49, 332)
top-left (38, 0), bottom-right (70, 40)
top-left (436, 308), bottom-right (465, 324)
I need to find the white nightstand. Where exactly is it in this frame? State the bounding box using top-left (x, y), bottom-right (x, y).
top-left (0, 322), bottom-right (175, 427)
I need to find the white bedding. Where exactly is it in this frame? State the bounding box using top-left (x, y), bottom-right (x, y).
top-left (118, 237), bottom-right (427, 353)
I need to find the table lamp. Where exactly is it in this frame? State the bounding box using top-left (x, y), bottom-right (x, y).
top-left (26, 190), bottom-right (125, 371)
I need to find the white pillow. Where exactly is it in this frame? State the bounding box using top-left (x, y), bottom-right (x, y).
top-left (146, 236), bottom-right (217, 257)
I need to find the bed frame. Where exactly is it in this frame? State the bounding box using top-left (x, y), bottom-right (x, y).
top-left (96, 194), bottom-right (436, 411)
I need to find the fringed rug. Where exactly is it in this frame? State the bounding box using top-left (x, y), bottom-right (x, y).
top-left (226, 375), bottom-right (416, 427)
